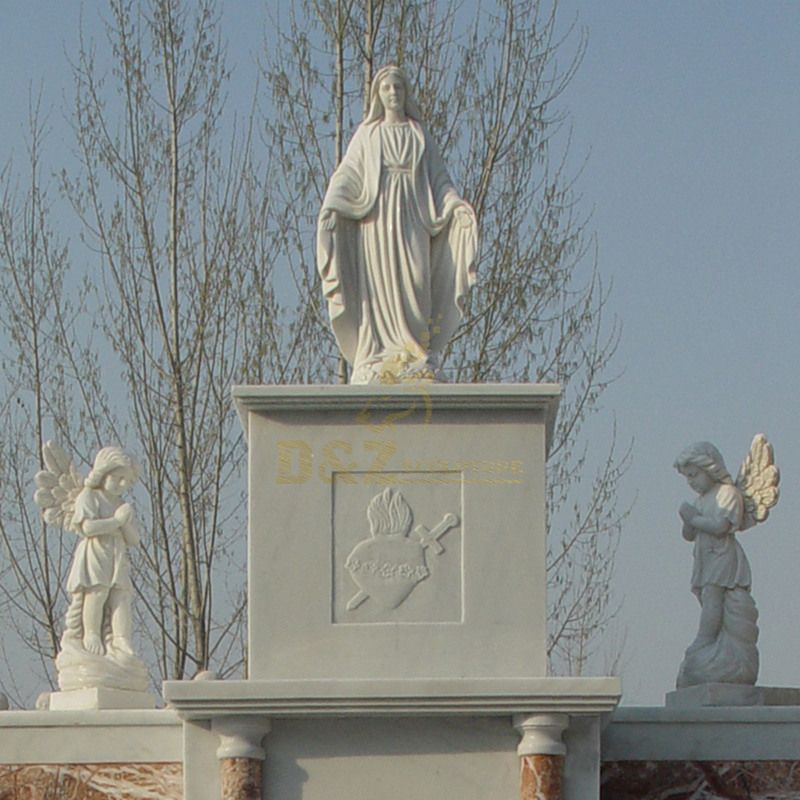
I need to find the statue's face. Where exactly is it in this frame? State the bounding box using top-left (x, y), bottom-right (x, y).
top-left (682, 466), bottom-right (714, 495)
top-left (104, 467), bottom-right (134, 496)
top-left (378, 74), bottom-right (405, 115)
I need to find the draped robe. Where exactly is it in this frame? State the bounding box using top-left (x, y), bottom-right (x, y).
top-left (317, 118), bottom-right (477, 383)
top-left (68, 488), bottom-right (132, 593)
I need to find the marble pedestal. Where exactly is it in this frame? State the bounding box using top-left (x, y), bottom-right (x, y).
top-left (165, 383), bottom-right (622, 800)
top-left (235, 384), bottom-right (560, 685)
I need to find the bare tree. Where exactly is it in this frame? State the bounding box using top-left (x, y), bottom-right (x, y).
top-left (60, 0), bottom-right (278, 681)
top-left (0, 0), bottom-right (289, 703)
top-left (0, 99), bottom-right (105, 700)
top-left (0, 0), bottom-right (626, 703)
top-left (262, 0), bottom-right (628, 672)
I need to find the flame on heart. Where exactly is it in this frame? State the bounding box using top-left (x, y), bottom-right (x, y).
top-left (367, 488), bottom-right (413, 537)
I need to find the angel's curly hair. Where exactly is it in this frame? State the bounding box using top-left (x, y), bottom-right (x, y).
top-left (86, 447), bottom-right (140, 489)
top-left (674, 442), bottom-right (733, 485)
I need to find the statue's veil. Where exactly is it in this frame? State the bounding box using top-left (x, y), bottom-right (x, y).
top-left (363, 65), bottom-right (423, 124)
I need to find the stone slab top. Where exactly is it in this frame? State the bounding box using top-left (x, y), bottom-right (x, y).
top-left (0, 708), bottom-right (182, 765)
top-left (605, 702), bottom-right (800, 762)
top-left (0, 708), bottom-right (180, 727)
top-left (664, 682), bottom-right (800, 709)
top-left (611, 702), bottom-right (800, 724)
top-left (232, 383), bottom-right (561, 453)
top-left (162, 676), bottom-right (620, 720)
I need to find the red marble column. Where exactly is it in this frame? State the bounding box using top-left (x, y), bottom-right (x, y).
top-left (212, 716), bottom-right (271, 800)
top-left (520, 753), bottom-right (563, 800)
top-left (514, 713), bottom-right (568, 800)
top-left (220, 757), bottom-right (263, 800)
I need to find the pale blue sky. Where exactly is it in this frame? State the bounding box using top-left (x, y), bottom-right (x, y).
top-left (558, 1), bottom-right (800, 702)
top-left (1, 2), bottom-right (798, 705)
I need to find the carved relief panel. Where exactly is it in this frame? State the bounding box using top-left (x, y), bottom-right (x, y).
top-left (331, 474), bottom-right (463, 624)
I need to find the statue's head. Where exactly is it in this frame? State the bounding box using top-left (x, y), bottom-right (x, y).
top-left (674, 441), bottom-right (733, 486)
top-left (365, 65), bottom-right (423, 123)
top-left (86, 446), bottom-right (140, 490)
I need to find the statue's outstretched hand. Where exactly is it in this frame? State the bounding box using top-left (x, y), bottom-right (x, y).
top-left (454, 205), bottom-right (473, 228)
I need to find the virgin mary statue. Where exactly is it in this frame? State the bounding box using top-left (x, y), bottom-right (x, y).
top-left (317, 65), bottom-right (478, 384)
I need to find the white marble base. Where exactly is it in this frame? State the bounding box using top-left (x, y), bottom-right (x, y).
top-left (0, 709), bottom-right (179, 764)
top-left (48, 688), bottom-right (156, 711)
top-left (235, 384), bottom-right (560, 683)
top-left (666, 683), bottom-right (800, 708)
top-left (166, 676), bottom-right (619, 800)
top-left (605, 705), bottom-right (800, 761)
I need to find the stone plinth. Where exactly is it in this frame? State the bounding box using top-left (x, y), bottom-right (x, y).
top-left (48, 687), bottom-right (156, 711)
top-left (603, 705), bottom-right (800, 762)
top-left (234, 384), bottom-right (560, 685)
top-left (602, 705), bottom-right (800, 799)
top-left (0, 709), bottom-right (182, 799)
top-left (666, 683), bottom-right (800, 708)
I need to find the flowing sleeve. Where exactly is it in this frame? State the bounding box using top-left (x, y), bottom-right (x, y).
top-left (421, 127), bottom-right (478, 353)
top-left (320, 125), bottom-right (376, 219)
top-left (316, 125), bottom-right (381, 365)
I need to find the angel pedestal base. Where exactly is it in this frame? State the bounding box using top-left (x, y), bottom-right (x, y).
top-left (666, 683), bottom-right (800, 708)
top-left (49, 687), bottom-right (155, 711)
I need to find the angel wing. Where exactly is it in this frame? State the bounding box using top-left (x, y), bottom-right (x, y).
top-left (33, 441), bottom-right (84, 533)
top-left (736, 433), bottom-right (780, 531)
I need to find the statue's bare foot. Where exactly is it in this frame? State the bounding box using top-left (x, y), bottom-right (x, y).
top-left (112, 637), bottom-right (135, 655)
top-left (83, 633), bottom-right (104, 655)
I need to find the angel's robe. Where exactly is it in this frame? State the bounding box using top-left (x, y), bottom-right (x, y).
top-left (317, 118), bottom-right (477, 383)
top-left (689, 482), bottom-right (750, 593)
top-left (67, 487), bottom-right (132, 593)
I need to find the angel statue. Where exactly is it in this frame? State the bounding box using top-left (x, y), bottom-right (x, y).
top-left (34, 442), bottom-right (148, 695)
top-left (673, 435), bottom-right (780, 689)
top-left (317, 64), bottom-right (478, 384)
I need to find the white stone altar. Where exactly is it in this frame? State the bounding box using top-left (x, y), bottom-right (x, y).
top-left (163, 382), bottom-right (622, 800)
top-left (240, 383), bottom-right (555, 683)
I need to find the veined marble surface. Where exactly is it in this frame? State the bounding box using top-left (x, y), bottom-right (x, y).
top-left (602, 760), bottom-right (800, 799)
top-left (0, 763), bottom-right (182, 799)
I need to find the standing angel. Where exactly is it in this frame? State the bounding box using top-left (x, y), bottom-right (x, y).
top-left (673, 435), bottom-right (780, 688)
top-left (317, 65), bottom-right (478, 384)
top-left (34, 442), bottom-right (148, 694)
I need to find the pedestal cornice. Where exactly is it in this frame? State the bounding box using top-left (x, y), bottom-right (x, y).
top-left (164, 677), bottom-right (620, 720)
top-left (232, 383), bottom-right (561, 454)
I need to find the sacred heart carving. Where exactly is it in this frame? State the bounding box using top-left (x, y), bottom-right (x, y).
top-left (345, 488), bottom-right (459, 612)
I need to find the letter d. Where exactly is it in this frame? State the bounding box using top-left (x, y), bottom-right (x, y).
top-left (276, 440), bottom-right (312, 484)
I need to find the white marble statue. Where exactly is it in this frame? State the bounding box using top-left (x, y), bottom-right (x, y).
top-left (317, 64), bottom-right (478, 384)
top-left (33, 442), bottom-right (148, 693)
top-left (673, 435), bottom-right (779, 689)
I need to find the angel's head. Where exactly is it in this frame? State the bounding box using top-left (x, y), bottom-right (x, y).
top-left (86, 447), bottom-right (140, 496)
top-left (674, 441), bottom-right (733, 495)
